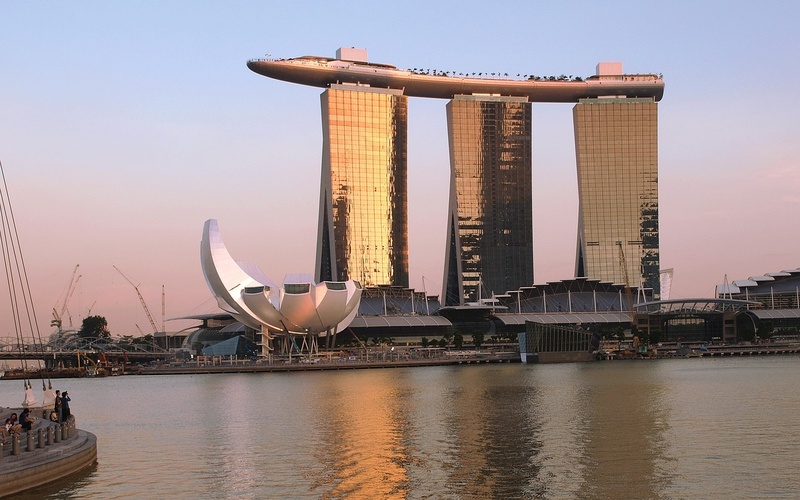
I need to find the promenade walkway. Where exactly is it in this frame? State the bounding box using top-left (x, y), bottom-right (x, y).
top-left (139, 350), bottom-right (521, 375)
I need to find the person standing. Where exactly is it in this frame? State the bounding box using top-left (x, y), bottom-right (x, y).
top-left (61, 391), bottom-right (71, 421)
top-left (54, 389), bottom-right (62, 422)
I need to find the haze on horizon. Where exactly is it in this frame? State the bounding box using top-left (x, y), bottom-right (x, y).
top-left (0, 1), bottom-right (797, 337)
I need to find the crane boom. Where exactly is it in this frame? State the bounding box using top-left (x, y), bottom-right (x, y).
top-left (52, 265), bottom-right (81, 330)
top-left (63, 274), bottom-right (82, 325)
top-left (53, 264), bottom-right (80, 323)
top-left (113, 265), bottom-right (158, 334)
top-left (616, 241), bottom-right (635, 325)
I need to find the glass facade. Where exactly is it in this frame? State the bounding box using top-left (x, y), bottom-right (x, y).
top-left (443, 95), bottom-right (533, 305)
top-left (573, 97), bottom-right (660, 297)
top-left (523, 322), bottom-right (594, 354)
top-left (316, 85), bottom-right (409, 287)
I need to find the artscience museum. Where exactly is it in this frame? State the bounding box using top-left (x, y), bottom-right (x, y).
top-left (200, 219), bottom-right (362, 357)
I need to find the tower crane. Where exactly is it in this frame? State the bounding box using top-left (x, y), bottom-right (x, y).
top-left (51, 264), bottom-right (81, 331)
top-left (616, 241), bottom-right (636, 325)
top-left (113, 265), bottom-right (159, 334)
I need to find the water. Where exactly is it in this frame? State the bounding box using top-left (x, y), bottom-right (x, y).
top-left (2, 356), bottom-right (799, 499)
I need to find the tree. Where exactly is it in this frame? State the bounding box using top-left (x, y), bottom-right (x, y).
top-left (650, 329), bottom-right (662, 346)
top-left (632, 324), bottom-right (647, 346)
top-left (79, 315), bottom-right (110, 339)
top-left (133, 334), bottom-right (155, 346)
top-left (503, 332), bottom-right (518, 342)
top-left (615, 326), bottom-right (625, 349)
top-left (453, 332), bottom-right (464, 349)
top-left (472, 331), bottom-right (484, 348)
top-left (421, 337), bottom-right (429, 348)
top-left (739, 324), bottom-right (756, 343)
top-left (442, 332), bottom-right (454, 346)
top-left (118, 335), bottom-right (135, 347)
top-left (757, 321), bottom-right (774, 340)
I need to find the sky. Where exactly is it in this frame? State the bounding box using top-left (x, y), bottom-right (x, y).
top-left (1, 1), bottom-right (798, 338)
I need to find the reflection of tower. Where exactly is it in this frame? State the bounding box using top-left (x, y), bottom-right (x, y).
top-left (316, 84), bottom-right (409, 287)
top-left (574, 64), bottom-right (660, 298)
top-left (442, 95), bottom-right (533, 305)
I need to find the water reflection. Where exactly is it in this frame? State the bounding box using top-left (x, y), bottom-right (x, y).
top-left (575, 363), bottom-right (673, 499)
top-left (310, 365), bottom-right (550, 499)
top-left (13, 461), bottom-right (98, 499)
top-left (313, 370), bottom-right (411, 498)
top-left (1, 358), bottom-right (799, 499)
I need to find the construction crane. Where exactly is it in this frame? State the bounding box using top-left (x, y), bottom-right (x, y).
top-left (113, 265), bottom-right (158, 334)
top-left (51, 264), bottom-right (81, 331)
top-left (616, 241), bottom-right (636, 325)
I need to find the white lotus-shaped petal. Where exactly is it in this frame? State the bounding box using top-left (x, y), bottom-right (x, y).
top-left (200, 219), bottom-right (361, 334)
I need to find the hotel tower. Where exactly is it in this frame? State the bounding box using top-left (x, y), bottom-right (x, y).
top-left (248, 49), bottom-right (664, 299)
top-left (442, 95), bottom-right (533, 305)
top-left (316, 82), bottom-right (409, 287)
top-left (573, 64), bottom-right (660, 296)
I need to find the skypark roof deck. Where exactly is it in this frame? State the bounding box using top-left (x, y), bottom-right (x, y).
top-left (247, 55), bottom-right (664, 103)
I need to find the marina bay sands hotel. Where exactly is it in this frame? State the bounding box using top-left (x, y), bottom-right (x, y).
top-left (248, 48), bottom-right (664, 305)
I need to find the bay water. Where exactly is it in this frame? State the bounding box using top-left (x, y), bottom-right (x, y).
top-left (2, 356), bottom-right (799, 499)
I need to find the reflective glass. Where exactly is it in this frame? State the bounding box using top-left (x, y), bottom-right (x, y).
top-left (573, 98), bottom-right (660, 296)
top-left (318, 86), bottom-right (409, 287)
top-left (443, 96), bottom-right (533, 305)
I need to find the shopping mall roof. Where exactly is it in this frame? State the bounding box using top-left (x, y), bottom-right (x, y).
top-left (633, 298), bottom-right (759, 314)
top-left (717, 268), bottom-right (800, 294)
top-left (496, 312), bottom-right (631, 325)
top-left (349, 315), bottom-right (452, 328)
top-left (748, 309), bottom-right (800, 320)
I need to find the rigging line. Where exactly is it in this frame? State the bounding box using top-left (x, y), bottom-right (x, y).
top-left (0, 167), bottom-right (29, 379)
top-left (0, 163), bottom-right (44, 378)
top-left (0, 163), bottom-right (44, 342)
top-left (0, 163), bottom-right (49, 387)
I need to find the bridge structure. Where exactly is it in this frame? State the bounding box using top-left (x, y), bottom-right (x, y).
top-left (0, 335), bottom-right (174, 369)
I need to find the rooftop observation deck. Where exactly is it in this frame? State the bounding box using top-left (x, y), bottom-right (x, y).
top-left (247, 56), bottom-right (664, 103)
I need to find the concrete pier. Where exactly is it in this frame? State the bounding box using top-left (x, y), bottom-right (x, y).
top-left (0, 409), bottom-right (97, 498)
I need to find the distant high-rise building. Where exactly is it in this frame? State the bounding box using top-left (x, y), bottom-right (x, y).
top-left (573, 92), bottom-right (660, 296)
top-left (442, 95), bottom-right (533, 305)
top-left (660, 268), bottom-right (674, 300)
top-left (316, 84), bottom-right (409, 287)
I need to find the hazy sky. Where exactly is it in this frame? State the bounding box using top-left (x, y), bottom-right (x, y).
top-left (1, 1), bottom-right (798, 337)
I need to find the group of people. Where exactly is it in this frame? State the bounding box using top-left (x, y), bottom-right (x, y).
top-left (51, 389), bottom-right (71, 423)
top-left (0, 389), bottom-right (72, 445)
top-left (2, 412), bottom-right (26, 444)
